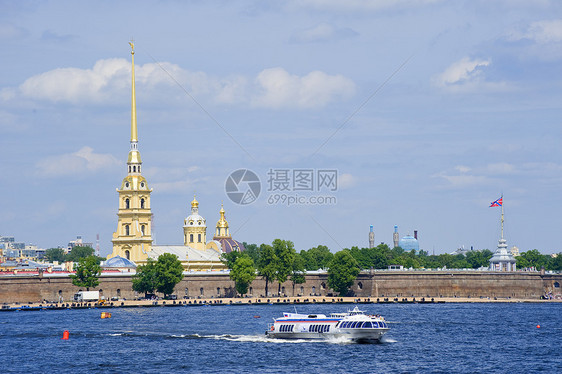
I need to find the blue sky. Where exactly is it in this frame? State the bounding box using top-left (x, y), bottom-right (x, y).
top-left (1, 0), bottom-right (561, 256)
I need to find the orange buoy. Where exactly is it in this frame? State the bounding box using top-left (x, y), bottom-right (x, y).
top-left (62, 330), bottom-right (69, 340)
top-left (101, 312), bottom-right (112, 319)
top-left (536, 325), bottom-right (541, 328)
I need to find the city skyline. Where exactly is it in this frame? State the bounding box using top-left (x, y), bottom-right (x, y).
top-left (1, 1), bottom-right (561, 255)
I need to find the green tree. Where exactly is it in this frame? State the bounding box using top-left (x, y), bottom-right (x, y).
top-left (517, 249), bottom-right (549, 270)
top-left (66, 246), bottom-right (95, 262)
top-left (70, 256), bottom-right (101, 291)
top-left (229, 255), bottom-right (256, 296)
top-left (45, 248), bottom-right (66, 263)
top-left (304, 245), bottom-right (333, 270)
top-left (273, 239), bottom-right (296, 295)
top-left (466, 250), bottom-right (493, 269)
top-left (547, 253), bottom-right (562, 271)
top-left (327, 250), bottom-right (360, 296)
top-left (242, 242), bottom-right (260, 264)
top-left (154, 253), bottom-right (184, 297)
top-left (290, 253), bottom-right (306, 296)
top-left (257, 243), bottom-right (277, 297)
top-left (221, 251), bottom-right (242, 270)
top-left (132, 258), bottom-right (157, 297)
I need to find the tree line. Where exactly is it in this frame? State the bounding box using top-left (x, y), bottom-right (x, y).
top-left (64, 242), bottom-right (562, 299)
top-left (222, 239), bottom-right (360, 297)
top-left (45, 246), bottom-right (105, 264)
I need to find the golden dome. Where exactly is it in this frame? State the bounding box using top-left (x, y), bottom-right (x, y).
top-left (216, 204), bottom-right (229, 228)
top-left (191, 195), bottom-right (199, 208)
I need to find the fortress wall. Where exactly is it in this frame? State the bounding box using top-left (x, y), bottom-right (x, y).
top-left (364, 271), bottom-right (550, 299)
top-left (0, 271), bottom-right (560, 304)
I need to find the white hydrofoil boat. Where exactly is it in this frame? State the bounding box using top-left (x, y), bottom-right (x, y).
top-left (266, 306), bottom-right (389, 342)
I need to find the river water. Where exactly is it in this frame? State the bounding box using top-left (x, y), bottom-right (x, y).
top-left (1, 302), bottom-right (560, 373)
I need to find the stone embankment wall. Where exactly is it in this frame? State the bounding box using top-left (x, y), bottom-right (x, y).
top-left (0, 271), bottom-right (560, 304)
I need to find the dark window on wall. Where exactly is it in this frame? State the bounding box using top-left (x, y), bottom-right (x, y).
top-left (140, 198), bottom-right (145, 209)
top-left (125, 198), bottom-right (130, 209)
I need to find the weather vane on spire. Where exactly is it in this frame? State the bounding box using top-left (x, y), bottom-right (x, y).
top-left (129, 39), bottom-right (134, 54)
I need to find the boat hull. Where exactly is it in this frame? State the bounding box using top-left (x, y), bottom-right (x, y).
top-left (266, 328), bottom-right (389, 342)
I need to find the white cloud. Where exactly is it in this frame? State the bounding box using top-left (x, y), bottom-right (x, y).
top-left (509, 19), bottom-right (562, 44)
top-left (151, 179), bottom-right (197, 194)
top-left (252, 67), bottom-right (355, 108)
top-left (0, 23), bottom-right (27, 40)
top-left (288, 0), bottom-right (442, 12)
top-left (338, 173), bottom-right (357, 189)
top-left (434, 57), bottom-right (490, 86)
top-left (18, 58), bottom-right (182, 104)
top-left (10, 59), bottom-right (355, 109)
top-left (36, 146), bottom-right (120, 177)
top-left (433, 172), bottom-right (489, 188)
top-left (454, 165), bottom-right (471, 173)
top-left (433, 57), bottom-right (510, 93)
top-left (485, 162), bottom-right (516, 175)
top-left (290, 23), bottom-right (358, 43)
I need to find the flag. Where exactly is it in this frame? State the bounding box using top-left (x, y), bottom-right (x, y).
top-left (490, 197), bottom-right (502, 207)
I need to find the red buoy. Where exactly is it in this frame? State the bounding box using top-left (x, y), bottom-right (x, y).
top-left (536, 325), bottom-right (541, 329)
top-left (62, 330), bottom-right (70, 340)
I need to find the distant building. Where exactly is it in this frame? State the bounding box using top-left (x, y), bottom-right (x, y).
top-left (368, 225), bottom-right (375, 249)
top-left (510, 246), bottom-right (520, 257)
top-left (67, 236), bottom-right (93, 253)
top-left (399, 234), bottom-right (420, 253)
top-left (393, 225), bottom-right (399, 248)
top-left (1, 235), bottom-right (44, 261)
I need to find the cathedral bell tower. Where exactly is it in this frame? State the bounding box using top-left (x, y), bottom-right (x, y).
top-left (109, 42), bottom-right (153, 262)
top-left (214, 204), bottom-right (230, 239)
top-left (184, 196), bottom-right (207, 250)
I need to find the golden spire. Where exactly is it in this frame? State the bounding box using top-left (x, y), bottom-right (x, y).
top-left (127, 40), bottom-right (141, 167)
top-left (129, 41), bottom-right (137, 143)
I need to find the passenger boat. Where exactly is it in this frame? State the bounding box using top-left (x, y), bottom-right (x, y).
top-left (266, 306), bottom-right (390, 342)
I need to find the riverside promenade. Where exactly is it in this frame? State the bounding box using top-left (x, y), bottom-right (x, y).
top-left (2, 295), bottom-right (560, 311)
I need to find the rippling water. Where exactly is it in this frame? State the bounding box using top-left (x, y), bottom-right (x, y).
top-left (1, 303), bottom-right (560, 373)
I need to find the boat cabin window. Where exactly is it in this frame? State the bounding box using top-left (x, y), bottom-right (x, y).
top-left (280, 324), bottom-right (294, 332)
top-left (362, 322), bottom-right (373, 328)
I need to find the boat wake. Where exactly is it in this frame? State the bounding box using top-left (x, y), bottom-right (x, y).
top-left (106, 331), bottom-right (394, 344)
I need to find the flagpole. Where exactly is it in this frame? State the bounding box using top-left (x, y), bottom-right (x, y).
top-left (501, 195), bottom-right (504, 240)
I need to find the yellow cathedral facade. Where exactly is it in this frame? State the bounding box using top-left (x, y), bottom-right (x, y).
top-left (107, 43), bottom-right (244, 270)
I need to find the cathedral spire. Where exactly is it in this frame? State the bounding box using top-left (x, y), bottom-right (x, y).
top-left (127, 41), bottom-right (141, 172)
top-left (129, 41), bottom-right (137, 143)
